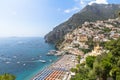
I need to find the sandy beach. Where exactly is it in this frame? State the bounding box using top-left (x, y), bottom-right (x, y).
top-left (31, 54), bottom-right (77, 80)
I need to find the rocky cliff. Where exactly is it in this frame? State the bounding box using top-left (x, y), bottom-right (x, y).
top-left (45, 4), bottom-right (120, 44)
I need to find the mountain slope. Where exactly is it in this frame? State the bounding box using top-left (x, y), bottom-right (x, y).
top-left (45, 4), bottom-right (120, 43)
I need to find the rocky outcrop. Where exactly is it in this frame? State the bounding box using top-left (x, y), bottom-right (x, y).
top-left (45, 4), bottom-right (120, 44)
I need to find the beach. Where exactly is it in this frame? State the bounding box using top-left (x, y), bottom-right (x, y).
top-left (32, 54), bottom-right (77, 80)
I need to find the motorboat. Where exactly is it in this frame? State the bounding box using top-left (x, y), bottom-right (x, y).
top-left (39, 60), bottom-right (46, 63)
top-left (17, 61), bottom-right (20, 64)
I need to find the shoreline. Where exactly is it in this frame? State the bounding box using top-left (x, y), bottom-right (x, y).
top-left (23, 55), bottom-right (60, 80)
top-left (30, 55), bottom-right (62, 80)
top-left (31, 54), bottom-right (77, 80)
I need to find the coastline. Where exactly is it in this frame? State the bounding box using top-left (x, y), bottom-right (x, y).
top-left (30, 56), bottom-right (62, 80)
top-left (31, 54), bottom-right (77, 80)
top-left (23, 56), bottom-right (60, 80)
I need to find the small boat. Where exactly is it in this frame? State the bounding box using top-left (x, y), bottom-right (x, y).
top-left (17, 61), bottom-right (20, 64)
top-left (23, 63), bottom-right (26, 66)
top-left (13, 56), bottom-right (17, 58)
top-left (31, 58), bottom-right (34, 60)
top-left (5, 61), bottom-right (10, 64)
top-left (38, 60), bottom-right (46, 63)
top-left (46, 52), bottom-right (54, 56)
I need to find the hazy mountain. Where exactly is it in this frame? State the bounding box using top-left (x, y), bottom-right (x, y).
top-left (45, 4), bottom-right (120, 43)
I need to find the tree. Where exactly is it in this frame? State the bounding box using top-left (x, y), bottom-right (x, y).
top-left (70, 38), bottom-right (120, 80)
top-left (86, 56), bottom-right (96, 68)
top-left (91, 53), bottom-right (112, 80)
top-left (0, 73), bottom-right (16, 80)
top-left (77, 55), bottom-right (81, 63)
top-left (71, 67), bottom-right (90, 80)
top-left (118, 11), bottom-right (120, 20)
top-left (105, 38), bottom-right (120, 80)
top-left (70, 68), bottom-right (78, 73)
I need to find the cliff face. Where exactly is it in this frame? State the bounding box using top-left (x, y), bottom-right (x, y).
top-left (45, 4), bottom-right (120, 43)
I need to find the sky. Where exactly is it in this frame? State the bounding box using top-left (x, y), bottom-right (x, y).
top-left (0, 0), bottom-right (120, 37)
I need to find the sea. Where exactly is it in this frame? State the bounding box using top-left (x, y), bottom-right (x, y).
top-left (0, 37), bottom-right (58, 80)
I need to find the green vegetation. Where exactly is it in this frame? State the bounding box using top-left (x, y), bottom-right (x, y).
top-left (102, 27), bottom-right (111, 33)
top-left (70, 68), bottom-right (78, 73)
top-left (99, 41), bottom-right (106, 48)
top-left (71, 38), bottom-right (120, 80)
top-left (55, 37), bottom-right (64, 49)
top-left (77, 55), bottom-right (81, 63)
top-left (79, 48), bottom-right (91, 54)
top-left (86, 56), bottom-right (96, 69)
top-left (87, 38), bottom-right (94, 50)
top-left (0, 73), bottom-right (16, 80)
top-left (118, 11), bottom-right (120, 19)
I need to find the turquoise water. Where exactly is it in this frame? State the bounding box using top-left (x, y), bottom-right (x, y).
top-left (0, 37), bottom-right (58, 80)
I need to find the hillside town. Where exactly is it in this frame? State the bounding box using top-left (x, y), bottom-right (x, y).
top-left (58, 18), bottom-right (120, 64)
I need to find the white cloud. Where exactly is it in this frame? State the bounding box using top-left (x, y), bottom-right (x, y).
top-left (64, 7), bottom-right (80, 13)
top-left (74, 0), bottom-right (108, 7)
top-left (80, 0), bottom-right (84, 5)
top-left (64, 10), bottom-right (70, 13)
top-left (79, 0), bottom-right (87, 8)
top-left (64, 0), bottom-right (86, 13)
top-left (88, 0), bottom-right (108, 5)
top-left (64, 0), bottom-right (108, 13)
top-left (74, 0), bottom-right (91, 8)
